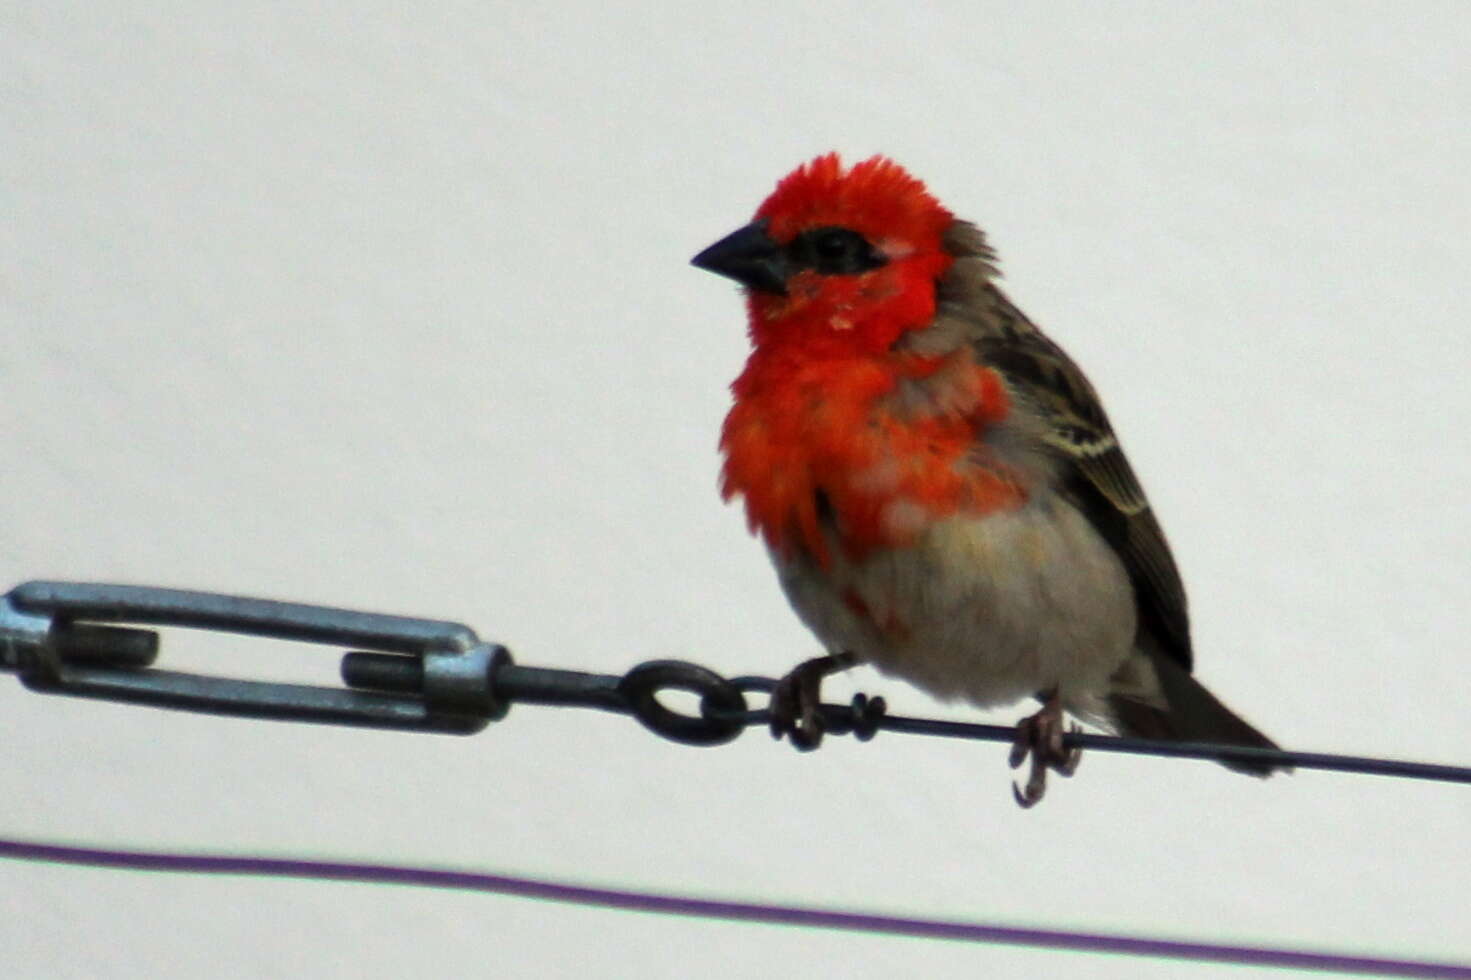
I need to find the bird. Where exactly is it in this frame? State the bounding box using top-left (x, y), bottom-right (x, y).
top-left (692, 153), bottom-right (1283, 806)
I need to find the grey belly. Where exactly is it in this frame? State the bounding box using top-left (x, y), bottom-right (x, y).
top-left (776, 496), bottom-right (1138, 712)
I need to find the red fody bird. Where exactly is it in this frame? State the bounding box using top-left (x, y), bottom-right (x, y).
top-left (693, 154), bottom-right (1282, 805)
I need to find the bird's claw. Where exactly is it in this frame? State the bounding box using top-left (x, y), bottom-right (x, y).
top-left (769, 652), bottom-right (855, 751)
top-left (1008, 698), bottom-right (1082, 808)
top-left (769, 669), bottom-right (824, 750)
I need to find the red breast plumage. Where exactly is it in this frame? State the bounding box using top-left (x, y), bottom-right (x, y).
top-left (717, 155), bottom-right (1020, 566)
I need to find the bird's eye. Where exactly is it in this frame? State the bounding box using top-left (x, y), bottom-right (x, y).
top-left (813, 230), bottom-right (855, 260)
top-left (790, 226), bottom-right (887, 276)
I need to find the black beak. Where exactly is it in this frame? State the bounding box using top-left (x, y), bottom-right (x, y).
top-left (691, 220), bottom-right (790, 296)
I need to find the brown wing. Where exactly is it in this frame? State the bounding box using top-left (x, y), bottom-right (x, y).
top-left (968, 283), bottom-right (1195, 672)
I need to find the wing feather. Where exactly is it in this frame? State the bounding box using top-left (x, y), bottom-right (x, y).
top-left (944, 268), bottom-right (1194, 671)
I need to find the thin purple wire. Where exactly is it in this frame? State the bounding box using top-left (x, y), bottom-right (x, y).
top-left (1, 837), bottom-right (1466, 978)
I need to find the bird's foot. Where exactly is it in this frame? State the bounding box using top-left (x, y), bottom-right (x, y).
top-left (1008, 693), bottom-right (1082, 808)
top-left (769, 652), bottom-right (857, 751)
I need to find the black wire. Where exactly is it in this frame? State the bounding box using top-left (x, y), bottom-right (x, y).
top-left (5, 580), bottom-right (1467, 785)
top-left (700, 675), bottom-right (1471, 785)
top-left (871, 712), bottom-right (1471, 784)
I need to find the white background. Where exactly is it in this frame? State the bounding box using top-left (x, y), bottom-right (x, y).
top-left (4, 3), bottom-right (1468, 977)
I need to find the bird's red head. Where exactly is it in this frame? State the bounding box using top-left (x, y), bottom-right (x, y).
top-left (693, 153), bottom-right (955, 356)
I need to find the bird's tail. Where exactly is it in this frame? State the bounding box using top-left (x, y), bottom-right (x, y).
top-left (1108, 652), bottom-right (1287, 777)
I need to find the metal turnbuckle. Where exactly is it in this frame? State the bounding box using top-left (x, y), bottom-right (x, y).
top-left (0, 581), bottom-right (510, 733)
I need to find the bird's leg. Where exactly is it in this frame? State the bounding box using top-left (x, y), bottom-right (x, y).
top-left (1008, 690), bottom-right (1082, 808)
top-left (769, 651), bottom-right (858, 751)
